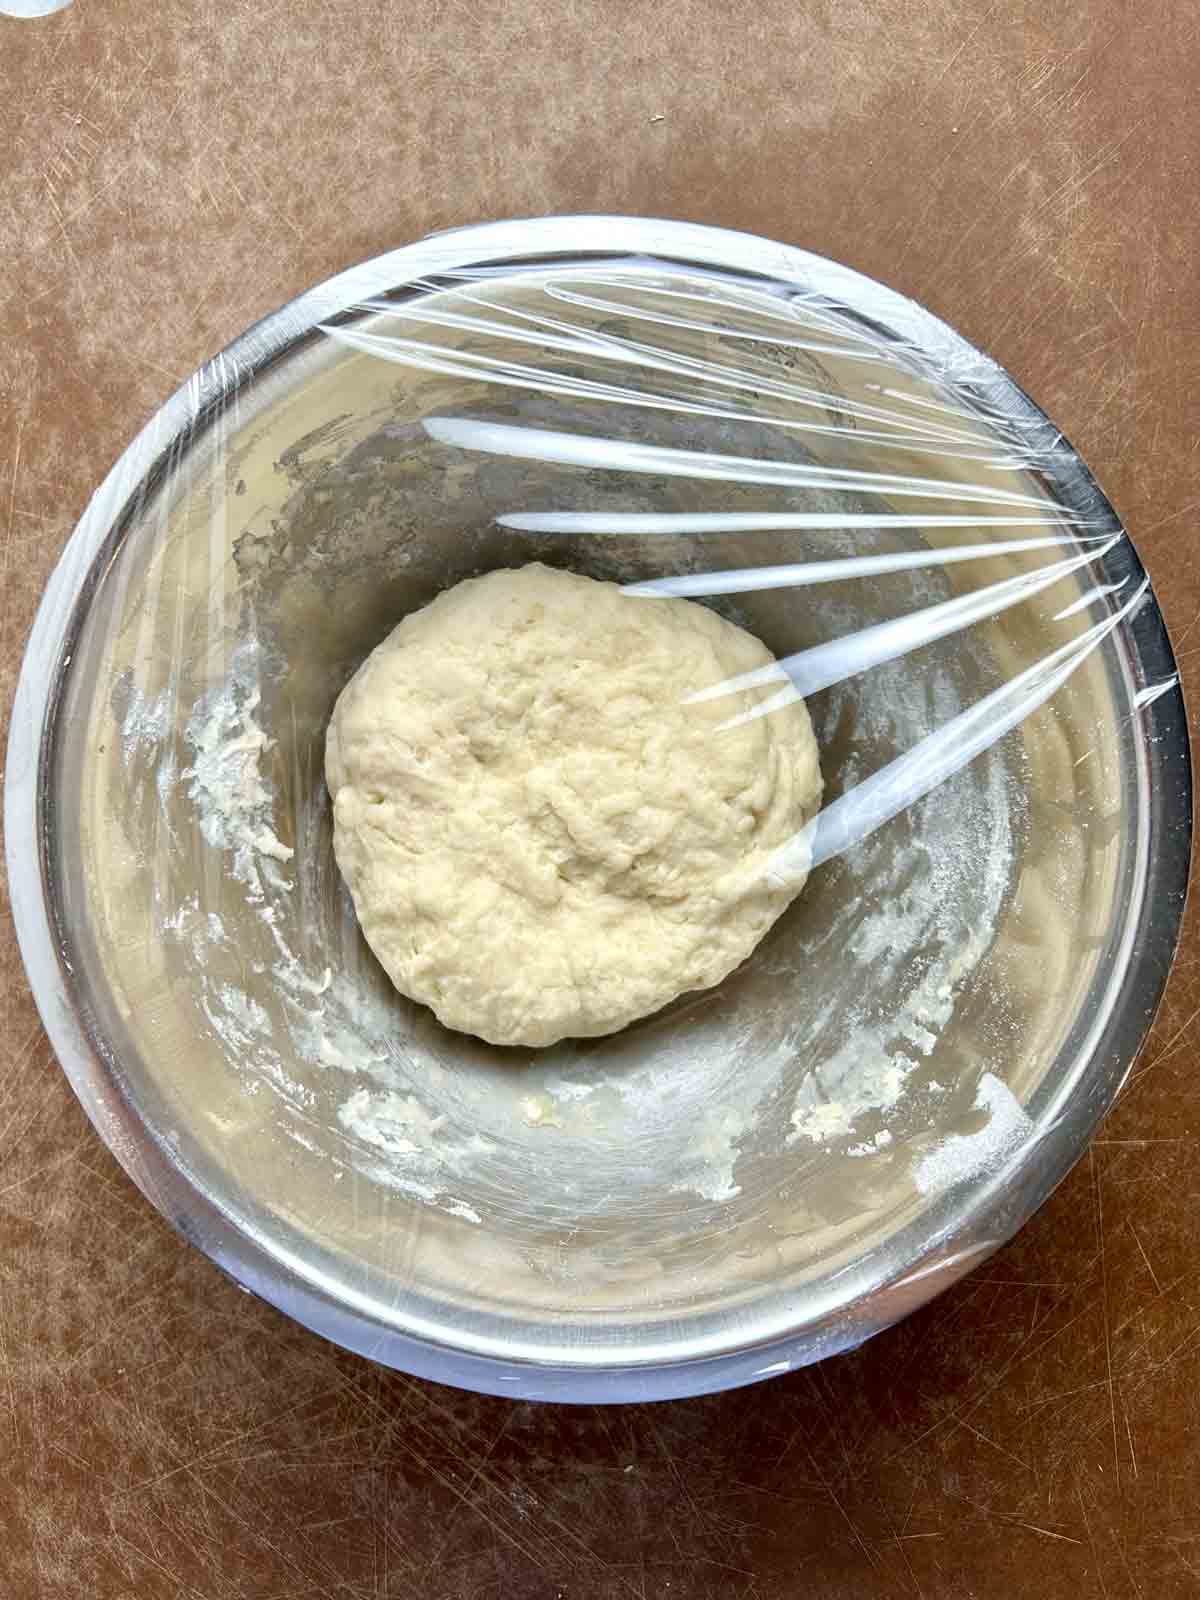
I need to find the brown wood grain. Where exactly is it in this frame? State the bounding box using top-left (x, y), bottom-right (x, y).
top-left (2, 2), bottom-right (1199, 1595)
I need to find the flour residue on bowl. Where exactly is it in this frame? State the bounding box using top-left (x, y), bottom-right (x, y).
top-left (914, 1071), bottom-right (1032, 1195)
top-left (784, 656), bottom-right (1014, 1169)
top-left (183, 641), bottom-right (294, 899)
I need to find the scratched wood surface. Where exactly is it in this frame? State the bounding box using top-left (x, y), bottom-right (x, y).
top-left (2, 3), bottom-right (1199, 1596)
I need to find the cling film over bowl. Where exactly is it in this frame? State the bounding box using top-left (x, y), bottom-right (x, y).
top-left (6, 218), bottom-right (1189, 1399)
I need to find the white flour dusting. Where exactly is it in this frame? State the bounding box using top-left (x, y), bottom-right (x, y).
top-left (914, 1072), bottom-right (1032, 1195)
top-left (848, 1129), bottom-right (894, 1158)
top-left (787, 658), bottom-right (1013, 1152)
top-left (184, 643), bottom-right (294, 899)
top-left (338, 1089), bottom-right (446, 1157)
top-left (670, 1104), bottom-right (755, 1202)
top-left (121, 684), bottom-right (170, 753)
top-left (201, 983), bottom-right (272, 1050)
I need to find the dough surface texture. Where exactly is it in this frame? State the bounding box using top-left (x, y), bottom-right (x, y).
top-left (326, 563), bottom-right (822, 1047)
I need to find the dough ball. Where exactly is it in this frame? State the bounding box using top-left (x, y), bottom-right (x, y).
top-left (326, 563), bottom-right (822, 1047)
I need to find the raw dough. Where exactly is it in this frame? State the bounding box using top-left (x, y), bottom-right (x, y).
top-left (326, 563), bottom-right (822, 1047)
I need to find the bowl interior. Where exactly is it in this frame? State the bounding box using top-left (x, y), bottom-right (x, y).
top-left (44, 257), bottom-right (1165, 1361)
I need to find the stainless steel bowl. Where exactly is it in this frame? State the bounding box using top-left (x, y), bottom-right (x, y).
top-left (6, 217), bottom-right (1190, 1401)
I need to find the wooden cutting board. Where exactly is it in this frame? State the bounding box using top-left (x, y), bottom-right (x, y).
top-left (2, 3), bottom-right (1198, 1595)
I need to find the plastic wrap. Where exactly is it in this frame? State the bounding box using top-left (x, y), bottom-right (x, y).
top-left (5, 217), bottom-right (1190, 1400)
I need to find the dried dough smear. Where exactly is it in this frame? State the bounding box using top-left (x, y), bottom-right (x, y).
top-left (326, 563), bottom-right (822, 1046)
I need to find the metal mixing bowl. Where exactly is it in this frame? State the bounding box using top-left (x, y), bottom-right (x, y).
top-left (6, 217), bottom-right (1190, 1401)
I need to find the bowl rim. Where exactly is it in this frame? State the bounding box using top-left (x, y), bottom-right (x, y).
top-left (5, 214), bottom-right (1192, 1401)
